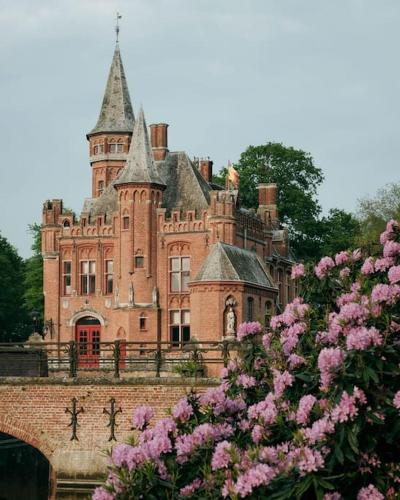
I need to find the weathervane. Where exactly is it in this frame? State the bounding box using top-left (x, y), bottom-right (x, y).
top-left (115, 12), bottom-right (122, 43)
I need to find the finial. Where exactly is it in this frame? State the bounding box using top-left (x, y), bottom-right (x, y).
top-left (115, 12), bottom-right (122, 44)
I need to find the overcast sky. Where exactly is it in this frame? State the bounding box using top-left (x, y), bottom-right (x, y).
top-left (0, 0), bottom-right (399, 257)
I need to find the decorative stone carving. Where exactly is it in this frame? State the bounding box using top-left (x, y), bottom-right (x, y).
top-left (128, 282), bottom-right (134, 306)
top-left (152, 287), bottom-right (159, 307)
top-left (226, 307), bottom-right (236, 336)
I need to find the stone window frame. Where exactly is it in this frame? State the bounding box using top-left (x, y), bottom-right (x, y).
top-left (104, 259), bottom-right (113, 295)
top-left (169, 256), bottom-right (190, 293)
top-left (169, 309), bottom-right (190, 346)
top-left (94, 144), bottom-right (104, 155)
top-left (79, 260), bottom-right (96, 295)
top-left (139, 313), bottom-right (147, 331)
top-left (97, 180), bottom-right (105, 196)
top-left (246, 297), bottom-right (254, 322)
top-left (62, 260), bottom-right (72, 296)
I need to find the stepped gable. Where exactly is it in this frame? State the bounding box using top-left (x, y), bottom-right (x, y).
top-left (193, 242), bottom-right (275, 288)
top-left (89, 45), bottom-right (135, 135)
top-left (157, 151), bottom-right (211, 215)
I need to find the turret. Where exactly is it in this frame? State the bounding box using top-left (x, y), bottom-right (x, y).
top-left (87, 44), bottom-right (135, 198)
top-left (114, 107), bottom-right (166, 304)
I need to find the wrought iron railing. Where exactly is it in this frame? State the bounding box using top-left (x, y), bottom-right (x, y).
top-left (0, 340), bottom-right (236, 379)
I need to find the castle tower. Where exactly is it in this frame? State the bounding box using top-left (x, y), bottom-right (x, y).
top-left (114, 108), bottom-right (166, 304)
top-left (87, 44), bottom-right (135, 198)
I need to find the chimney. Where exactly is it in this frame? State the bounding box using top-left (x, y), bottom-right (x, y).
top-left (199, 158), bottom-right (213, 183)
top-left (149, 123), bottom-right (169, 161)
top-left (257, 183), bottom-right (278, 226)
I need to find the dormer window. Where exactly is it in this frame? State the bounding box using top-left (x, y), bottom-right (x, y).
top-left (109, 143), bottom-right (124, 153)
top-left (94, 144), bottom-right (104, 154)
top-left (97, 180), bottom-right (104, 196)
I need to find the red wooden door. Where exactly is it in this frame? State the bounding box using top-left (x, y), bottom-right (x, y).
top-left (76, 325), bottom-right (101, 368)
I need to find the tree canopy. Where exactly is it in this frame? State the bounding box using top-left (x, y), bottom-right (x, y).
top-left (23, 223), bottom-right (43, 322)
top-left (0, 233), bottom-right (28, 341)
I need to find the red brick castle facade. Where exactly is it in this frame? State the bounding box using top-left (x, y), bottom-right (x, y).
top-left (42, 44), bottom-right (295, 354)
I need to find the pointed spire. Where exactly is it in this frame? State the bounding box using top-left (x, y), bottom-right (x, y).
top-left (89, 45), bottom-right (135, 135)
top-left (114, 108), bottom-right (165, 187)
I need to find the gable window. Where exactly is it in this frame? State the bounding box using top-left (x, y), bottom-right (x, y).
top-left (94, 144), bottom-right (104, 154)
top-left (97, 180), bottom-right (104, 196)
top-left (80, 260), bottom-right (96, 295)
top-left (170, 257), bottom-right (190, 292)
top-left (246, 297), bottom-right (254, 322)
top-left (105, 260), bottom-right (113, 294)
top-left (135, 256), bottom-right (144, 269)
top-left (170, 309), bottom-right (190, 346)
top-left (63, 261), bottom-right (72, 295)
top-left (109, 143), bottom-right (124, 153)
top-left (122, 216), bottom-right (129, 230)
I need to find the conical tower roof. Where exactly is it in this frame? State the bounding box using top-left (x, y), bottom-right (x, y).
top-left (114, 108), bottom-right (165, 187)
top-left (89, 45), bottom-right (135, 135)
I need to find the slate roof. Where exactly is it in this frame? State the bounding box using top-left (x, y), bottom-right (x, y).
top-left (193, 242), bottom-right (275, 288)
top-left (157, 152), bottom-right (211, 215)
top-left (89, 45), bottom-right (135, 135)
top-left (114, 108), bottom-right (165, 187)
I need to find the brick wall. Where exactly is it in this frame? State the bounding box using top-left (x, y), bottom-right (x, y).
top-left (0, 377), bottom-right (217, 484)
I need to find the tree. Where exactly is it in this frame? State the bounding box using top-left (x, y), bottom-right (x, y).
top-left (0, 233), bottom-right (28, 341)
top-left (319, 208), bottom-right (361, 257)
top-left (235, 143), bottom-right (324, 260)
top-left (23, 223), bottom-right (43, 322)
top-left (95, 220), bottom-right (400, 500)
top-left (356, 182), bottom-right (400, 254)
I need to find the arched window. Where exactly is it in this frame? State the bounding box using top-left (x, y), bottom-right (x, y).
top-left (109, 142), bottom-right (124, 153)
top-left (63, 219), bottom-right (70, 228)
top-left (246, 297), bottom-right (254, 322)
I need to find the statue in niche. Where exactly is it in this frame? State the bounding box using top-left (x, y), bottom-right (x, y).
top-left (128, 282), bottom-right (134, 306)
top-left (152, 287), bottom-right (159, 307)
top-left (225, 306), bottom-right (236, 337)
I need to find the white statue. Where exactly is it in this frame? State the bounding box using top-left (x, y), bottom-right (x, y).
top-left (128, 282), bottom-right (134, 306)
top-left (226, 307), bottom-right (236, 336)
top-left (152, 287), bottom-right (159, 307)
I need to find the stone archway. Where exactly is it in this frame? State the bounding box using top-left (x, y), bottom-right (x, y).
top-left (0, 418), bottom-right (56, 499)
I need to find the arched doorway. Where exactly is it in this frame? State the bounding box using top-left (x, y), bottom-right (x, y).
top-left (75, 316), bottom-right (101, 368)
top-left (0, 431), bottom-right (50, 499)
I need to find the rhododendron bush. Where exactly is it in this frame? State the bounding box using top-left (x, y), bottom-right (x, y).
top-left (94, 221), bottom-right (400, 499)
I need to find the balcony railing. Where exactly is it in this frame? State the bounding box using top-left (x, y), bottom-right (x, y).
top-left (0, 340), bottom-right (236, 379)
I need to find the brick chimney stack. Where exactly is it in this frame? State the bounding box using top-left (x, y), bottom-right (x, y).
top-left (149, 123), bottom-right (169, 161)
top-left (198, 158), bottom-right (213, 182)
top-left (257, 183), bottom-right (278, 227)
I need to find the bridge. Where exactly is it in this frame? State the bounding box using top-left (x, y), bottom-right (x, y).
top-left (0, 340), bottom-right (228, 499)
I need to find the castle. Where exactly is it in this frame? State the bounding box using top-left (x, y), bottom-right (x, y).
top-left (41, 43), bottom-right (295, 362)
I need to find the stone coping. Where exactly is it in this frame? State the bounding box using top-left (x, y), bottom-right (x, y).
top-left (0, 376), bottom-right (220, 386)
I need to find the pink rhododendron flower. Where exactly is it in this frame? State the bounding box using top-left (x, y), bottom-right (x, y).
top-left (211, 440), bottom-right (232, 470)
top-left (393, 391), bottom-right (400, 410)
top-left (357, 484), bottom-right (384, 500)
top-left (346, 326), bottom-right (382, 351)
top-left (180, 479), bottom-right (204, 497)
top-left (234, 464), bottom-right (277, 497)
top-left (352, 248), bottom-right (362, 262)
top-left (288, 353), bottom-right (305, 369)
top-left (172, 398), bottom-right (194, 422)
top-left (132, 405), bottom-right (154, 430)
top-left (388, 265), bottom-right (400, 284)
top-left (303, 416), bottom-right (334, 444)
top-left (371, 283), bottom-right (400, 304)
top-left (324, 493), bottom-right (342, 500)
top-left (361, 257), bottom-right (375, 275)
top-left (251, 424), bottom-right (264, 444)
top-left (237, 321), bottom-right (263, 341)
top-left (296, 395), bottom-right (316, 425)
top-left (315, 256), bottom-right (335, 279)
top-left (262, 333), bottom-right (271, 351)
top-left (375, 256), bottom-right (395, 272)
top-left (248, 393), bottom-right (277, 424)
top-left (383, 240), bottom-right (400, 258)
top-left (318, 348), bottom-right (345, 390)
top-left (339, 267), bottom-right (351, 279)
top-left (291, 263), bottom-right (305, 279)
top-left (272, 369), bottom-right (294, 398)
top-left (237, 374), bottom-right (257, 388)
top-left (331, 389), bottom-right (366, 424)
top-left (92, 487), bottom-right (115, 500)
top-left (335, 251), bottom-right (350, 265)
